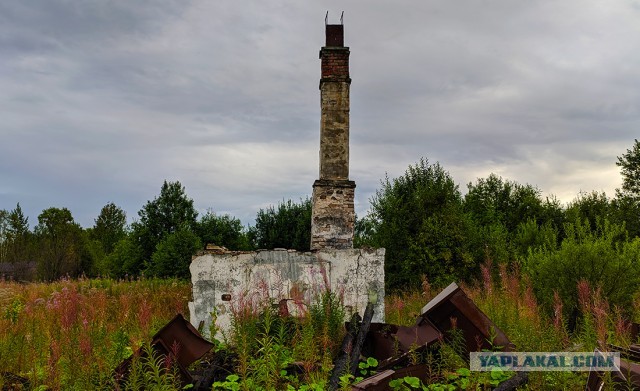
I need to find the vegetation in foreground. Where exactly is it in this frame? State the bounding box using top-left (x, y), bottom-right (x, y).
top-left (0, 277), bottom-right (190, 390)
top-left (1, 266), bottom-right (639, 390)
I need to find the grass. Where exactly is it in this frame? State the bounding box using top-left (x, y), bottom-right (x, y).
top-left (0, 263), bottom-right (639, 390)
top-left (0, 277), bottom-right (190, 390)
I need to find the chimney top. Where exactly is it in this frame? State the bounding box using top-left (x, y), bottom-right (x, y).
top-left (324, 12), bottom-right (344, 47)
top-left (325, 25), bottom-right (344, 47)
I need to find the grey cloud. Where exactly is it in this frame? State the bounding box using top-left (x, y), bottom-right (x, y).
top-left (1, 0), bottom-right (639, 227)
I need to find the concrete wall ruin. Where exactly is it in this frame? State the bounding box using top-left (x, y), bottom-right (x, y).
top-left (189, 248), bottom-right (384, 338)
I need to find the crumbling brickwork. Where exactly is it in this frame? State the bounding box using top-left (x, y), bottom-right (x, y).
top-left (311, 179), bottom-right (355, 249)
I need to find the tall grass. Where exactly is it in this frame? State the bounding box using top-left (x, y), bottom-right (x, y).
top-left (1, 267), bottom-right (639, 390)
top-left (0, 277), bottom-right (190, 390)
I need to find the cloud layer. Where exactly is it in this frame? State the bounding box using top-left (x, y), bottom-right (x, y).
top-left (1, 0), bottom-right (638, 227)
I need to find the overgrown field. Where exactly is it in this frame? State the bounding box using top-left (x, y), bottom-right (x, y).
top-left (0, 269), bottom-right (638, 390)
top-left (0, 278), bottom-right (190, 389)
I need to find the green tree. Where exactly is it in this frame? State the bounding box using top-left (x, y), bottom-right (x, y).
top-left (147, 228), bottom-right (201, 278)
top-left (613, 139), bottom-right (640, 238)
top-left (565, 191), bottom-right (612, 233)
top-left (7, 203), bottom-right (29, 238)
top-left (367, 158), bottom-right (471, 289)
top-left (34, 207), bottom-right (90, 280)
top-left (3, 204), bottom-right (35, 278)
top-left (196, 210), bottom-right (251, 250)
top-left (132, 181), bottom-right (199, 269)
top-left (104, 235), bottom-right (144, 277)
top-left (611, 195), bottom-right (640, 239)
top-left (512, 219), bottom-right (558, 259)
top-left (354, 214), bottom-right (377, 248)
top-left (616, 139), bottom-right (640, 199)
top-left (464, 174), bottom-right (546, 232)
top-left (92, 202), bottom-right (127, 254)
top-left (250, 198), bottom-right (311, 251)
top-left (0, 209), bottom-right (8, 263)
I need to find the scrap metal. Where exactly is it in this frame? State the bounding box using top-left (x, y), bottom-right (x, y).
top-left (114, 313), bottom-right (214, 389)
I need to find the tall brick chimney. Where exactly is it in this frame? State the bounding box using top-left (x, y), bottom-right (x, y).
top-left (310, 20), bottom-right (356, 250)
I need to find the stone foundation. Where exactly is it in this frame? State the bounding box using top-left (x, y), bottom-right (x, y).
top-left (189, 247), bottom-right (384, 338)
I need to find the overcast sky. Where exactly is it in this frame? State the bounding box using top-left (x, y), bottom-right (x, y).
top-left (1, 1), bottom-right (639, 228)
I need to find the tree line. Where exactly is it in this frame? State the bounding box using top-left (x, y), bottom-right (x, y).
top-left (1, 140), bottom-right (639, 319)
top-left (0, 181), bottom-right (311, 281)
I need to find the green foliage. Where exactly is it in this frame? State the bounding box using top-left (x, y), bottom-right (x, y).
top-left (133, 181), bottom-right (199, 266)
top-left (524, 218), bottom-right (640, 319)
top-left (616, 138), bottom-right (640, 199)
top-left (92, 202), bottom-right (127, 254)
top-left (309, 290), bottom-right (346, 355)
top-left (368, 158), bottom-right (469, 289)
top-left (512, 219), bottom-right (558, 259)
top-left (124, 343), bottom-right (182, 391)
top-left (222, 287), bottom-right (346, 390)
top-left (354, 214), bottom-right (377, 248)
top-left (34, 207), bottom-right (91, 280)
top-left (404, 205), bottom-right (475, 287)
top-left (0, 204), bottom-right (35, 279)
top-left (196, 211), bottom-right (251, 250)
top-left (213, 374), bottom-right (240, 390)
top-left (146, 228), bottom-right (201, 278)
top-left (565, 191), bottom-right (611, 233)
top-left (250, 198), bottom-right (311, 251)
top-left (104, 235), bottom-right (144, 277)
top-left (465, 173), bottom-right (545, 232)
top-left (611, 192), bottom-right (640, 239)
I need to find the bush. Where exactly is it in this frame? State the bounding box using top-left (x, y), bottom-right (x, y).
top-left (146, 228), bottom-right (201, 278)
top-left (523, 218), bottom-right (640, 322)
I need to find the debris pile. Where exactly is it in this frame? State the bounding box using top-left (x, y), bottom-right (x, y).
top-left (328, 282), bottom-right (522, 390)
top-left (114, 283), bottom-right (640, 390)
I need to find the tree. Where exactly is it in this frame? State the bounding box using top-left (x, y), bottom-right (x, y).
top-left (565, 191), bottom-right (612, 233)
top-left (146, 228), bottom-right (201, 278)
top-left (34, 207), bottom-right (90, 280)
top-left (367, 158), bottom-right (471, 289)
top-left (92, 202), bottom-right (127, 254)
top-left (250, 198), bottom-right (311, 251)
top-left (613, 139), bottom-right (640, 238)
top-left (133, 181), bottom-right (199, 267)
top-left (2, 204), bottom-right (35, 278)
top-left (7, 203), bottom-right (29, 238)
top-left (0, 209), bottom-right (8, 263)
top-left (616, 139), bottom-right (640, 199)
top-left (103, 235), bottom-right (144, 277)
top-left (196, 211), bottom-right (251, 250)
top-left (464, 174), bottom-right (546, 232)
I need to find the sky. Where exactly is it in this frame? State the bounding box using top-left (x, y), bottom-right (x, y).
top-left (1, 0), bottom-right (639, 228)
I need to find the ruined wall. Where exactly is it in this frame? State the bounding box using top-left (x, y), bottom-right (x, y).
top-left (189, 248), bottom-right (385, 338)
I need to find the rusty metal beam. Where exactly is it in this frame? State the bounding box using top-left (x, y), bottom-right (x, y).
top-left (418, 282), bottom-right (514, 355)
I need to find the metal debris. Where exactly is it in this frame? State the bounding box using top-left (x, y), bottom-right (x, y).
top-left (418, 282), bottom-right (514, 354)
top-left (352, 282), bottom-right (519, 390)
top-left (365, 320), bottom-right (441, 370)
top-left (586, 348), bottom-right (640, 390)
top-left (114, 314), bottom-right (214, 389)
